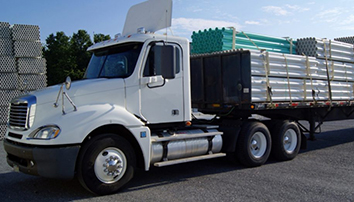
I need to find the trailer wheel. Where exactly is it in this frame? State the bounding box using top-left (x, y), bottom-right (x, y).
top-left (77, 134), bottom-right (136, 195)
top-left (271, 120), bottom-right (301, 161)
top-left (236, 122), bottom-right (271, 167)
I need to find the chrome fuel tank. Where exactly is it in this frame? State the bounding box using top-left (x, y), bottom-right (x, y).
top-left (150, 129), bottom-right (223, 164)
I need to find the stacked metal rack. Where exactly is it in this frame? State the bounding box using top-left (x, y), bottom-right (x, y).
top-left (0, 22), bottom-right (47, 140)
top-left (0, 22), bottom-right (16, 139)
top-left (12, 24), bottom-right (47, 91)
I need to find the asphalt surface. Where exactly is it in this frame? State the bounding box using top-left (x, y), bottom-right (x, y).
top-left (1, 120), bottom-right (354, 202)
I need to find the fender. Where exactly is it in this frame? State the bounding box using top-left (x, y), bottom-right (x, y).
top-left (16, 103), bottom-right (145, 145)
top-left (57, 104), bottom-right (151, 171)
top-left (7, 103), bottom-right (152, 171)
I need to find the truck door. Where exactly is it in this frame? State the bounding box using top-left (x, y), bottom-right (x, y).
top-left (140, 43), bottom-right (184, 124)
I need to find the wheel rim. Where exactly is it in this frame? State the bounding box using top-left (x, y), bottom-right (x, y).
top-left (250, 132), bottom-right (267, 159)
top-left (94, 147), bottom-right (127, 184)
top-left (283, 129), bottom-right (298, 154)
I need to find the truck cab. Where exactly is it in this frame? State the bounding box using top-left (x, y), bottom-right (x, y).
top-left (4, 0), bottom-right (227, 195)
top-left (85, 34), bottom-right (192, 125)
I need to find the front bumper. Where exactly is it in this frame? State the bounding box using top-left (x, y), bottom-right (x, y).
top-left (3, 139), bottom-right (80, 179)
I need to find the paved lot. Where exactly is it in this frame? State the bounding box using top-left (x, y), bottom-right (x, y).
top-left (1, 120), bottom-right (354, 202)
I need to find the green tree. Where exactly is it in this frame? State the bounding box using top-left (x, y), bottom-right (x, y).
top-left (70, 30), bottom-right (93, 80)
top-left (94, 33), bottom-right (111, 43)
top-left (43, 32), bottom-right (73, 85)
top-left (44, 30), bottom-right (111, 86)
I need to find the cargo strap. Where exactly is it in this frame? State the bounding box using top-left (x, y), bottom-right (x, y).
top-left (262, 51), bottom-right (272, 103)
top-left (352, 83), bottom-right (354, 102)
top-left (229, 27), bottom-right (236, 50)
top-left (304, 55), bottom-right (316, 103)
top-left (283, 54), bottom-right (292, 104)
top-left (323, 39), bottom-right (333, 106)
top-left (285, 38), bottom-right (293, 54)
top-left (242, 31), bottom-right (262, 51)
top-left (330, 61), bottom-right (335, 81)
top-left (345, 64), bottom-right (352, 102)
top-left (329, 39), bottom-right (332, 59)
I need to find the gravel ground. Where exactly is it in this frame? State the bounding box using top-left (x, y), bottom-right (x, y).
top-left (1, 120), bottom-right (354, 202)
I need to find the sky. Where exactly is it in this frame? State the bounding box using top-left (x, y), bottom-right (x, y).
top-left (1, 0), bottom-right (354, 44)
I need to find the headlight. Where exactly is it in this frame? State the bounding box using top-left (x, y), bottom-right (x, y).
top-left (28, 125), bottom-right (61, 140)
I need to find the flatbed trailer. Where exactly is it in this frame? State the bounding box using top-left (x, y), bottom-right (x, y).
top-left (190, 49), bottom-right (354, 141)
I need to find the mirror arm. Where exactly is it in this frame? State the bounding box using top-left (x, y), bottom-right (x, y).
top-left (147, 79), bottom-right (166, 89)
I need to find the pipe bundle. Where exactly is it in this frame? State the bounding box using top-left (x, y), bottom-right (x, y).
top-left (334, 36), bottom-right (354, 45)
top-left (297, 38), bottom-right (354, 63)
top-left (0, 22), bottom-right (47, 140)
top-left (249, 49), bottom-right (354, 103)
top-left (191, 27), bottom-right (296, 54)
top-left (236, 32), bottom-right (296, 54)
top-left (191, 28), bottom-right (234, 54)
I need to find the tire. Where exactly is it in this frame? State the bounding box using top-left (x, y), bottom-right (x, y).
top-left (236, 122), bottom-right (271, 167)
top-left (77, 134), bottom-right (136, 195)
top-left (270, 120), bottom-right (301, 161)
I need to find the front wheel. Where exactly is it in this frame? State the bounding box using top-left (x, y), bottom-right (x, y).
top-left (236, 122), bottom-right (272, 167)
top-left (77, 134), bottom-right (136, 195)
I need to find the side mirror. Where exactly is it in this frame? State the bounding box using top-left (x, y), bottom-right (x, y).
top-left (160, 46), bottom-right (176, 79)
top-left (65, 76), bottom-right (72, 90)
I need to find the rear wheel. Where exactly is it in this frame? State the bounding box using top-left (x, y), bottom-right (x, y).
top-left (236, 122), bottom-right (271, 167)
top-left (77, 134), bottom-right (136, 195)
top-left (270, 120), bottom-right (301, 161)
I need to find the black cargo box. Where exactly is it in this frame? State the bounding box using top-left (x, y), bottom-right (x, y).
top-left (190, 50), bottom-right (252, 114)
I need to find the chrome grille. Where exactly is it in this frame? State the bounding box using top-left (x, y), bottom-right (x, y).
top-left (9, 103), bottom-right (28, 129)
top-left (8, 95), bottom-right (36, 130)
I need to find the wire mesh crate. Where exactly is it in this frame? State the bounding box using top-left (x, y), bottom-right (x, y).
top-left (0, 124), bottom-right (7, 140)
top-left (18, 73), bottom-right (47, 91)
top-left (17, 57), bottom-right (46, 74)
top-left (14, 41), bottom-right (42, 58)
top-left (0, 22), bottom-right (11, 38)
top-left (0, 73), bottom-right (18, 90)
top-left (0, 39), bottom-right (13, 56)
top-left (0, 106), bottom-right (9, 124)
top-left (0, 90), bottom-right (20, 106)
top-left (0, 56), bottom-right (17, 73)
top-left (12, 24), bottom-right (40, 41)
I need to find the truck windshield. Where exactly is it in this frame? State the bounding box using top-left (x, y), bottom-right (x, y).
top-left (84, 43), bottom-right (143, 79)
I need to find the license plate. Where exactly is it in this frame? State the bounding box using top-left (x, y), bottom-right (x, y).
top-left (13, 165), bottom-right (19, 172)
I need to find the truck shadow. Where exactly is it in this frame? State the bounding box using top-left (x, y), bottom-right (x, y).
top-left (0, 172), bottom-right (92, 201)
top-left (124, 127), bottom-right (354, 194)
top-left (0, 127), bottom-right (353, 200)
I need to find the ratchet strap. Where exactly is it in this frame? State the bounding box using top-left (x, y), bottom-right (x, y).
top-left (283, 54), bottom-right (292, 104)
top-left (262, 51), bottom-right (273, 103)
top-left (323, 39), bottom-right (333, 106)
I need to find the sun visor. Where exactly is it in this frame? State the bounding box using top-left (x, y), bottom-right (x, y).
top-left (123, 0), bottom-right (172, 37)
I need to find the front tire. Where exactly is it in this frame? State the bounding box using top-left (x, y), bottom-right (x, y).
top-left (236, 122), bottom-right (271, 167)
top-left (77, 134), bottom-right (136, 195)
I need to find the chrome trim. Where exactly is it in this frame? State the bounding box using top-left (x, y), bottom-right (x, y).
top-left (53, 79), bottom-right (77, 115)
top-left (8, 95), bottom-right (36, 131)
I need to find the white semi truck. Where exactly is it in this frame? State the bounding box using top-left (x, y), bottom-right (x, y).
top-left (4, 0), bottom-right (354, 195)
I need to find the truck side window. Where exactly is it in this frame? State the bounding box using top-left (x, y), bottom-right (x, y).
top-left (143, 44), bottom-right (181, 77)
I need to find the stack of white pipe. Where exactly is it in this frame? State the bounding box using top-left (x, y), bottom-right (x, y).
top-left (297, 38), bottom-right (354, 63)
top-left (249, 50), bottom-right (354, 102)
